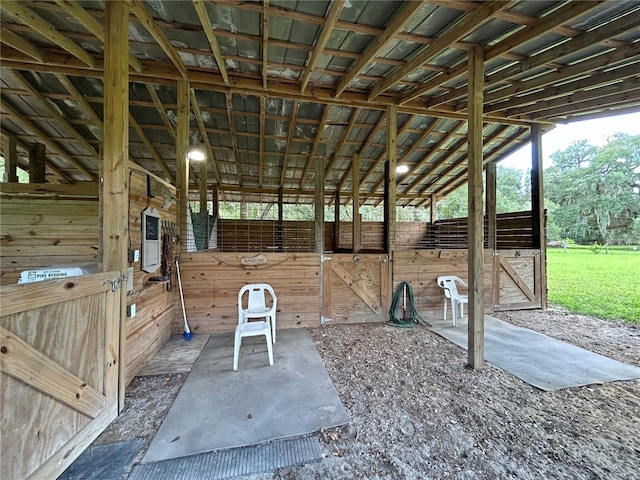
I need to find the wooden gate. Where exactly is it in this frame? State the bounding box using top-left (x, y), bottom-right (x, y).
top-left (323, 253), bottom-right (390, 324)
top-left (493, 250), bottom-right (543, 310)
top-left (1, 271), bottom-right (121, 480)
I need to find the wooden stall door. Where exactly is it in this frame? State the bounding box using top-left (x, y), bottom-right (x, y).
top-left (323, 254), bottom-right (390, 324)
top-left (493, 250), bottom-right (542, 310)
top-left (1, 271), bottom-right (121, 480)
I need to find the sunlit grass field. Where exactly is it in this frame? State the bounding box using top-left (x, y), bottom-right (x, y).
top-left (546, 247), bottom-right (640, 323)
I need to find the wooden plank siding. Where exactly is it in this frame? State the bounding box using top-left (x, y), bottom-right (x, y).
top-left (392, 250), bottom-right (495, 321)
top-left (173, 252), bottom-right (321, 335)
top-left (0, 183), bottom-right (100, 284)
top-left (124, 170), bottom-right (177, 383)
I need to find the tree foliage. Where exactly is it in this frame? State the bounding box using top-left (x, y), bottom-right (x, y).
top-left (545, 134), bottom-right (640, 245)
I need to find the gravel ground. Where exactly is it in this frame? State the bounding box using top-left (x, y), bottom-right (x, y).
top-left (99, 307), bottom-right (640, 480)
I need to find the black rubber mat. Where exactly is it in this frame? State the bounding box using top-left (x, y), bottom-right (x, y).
top-left (58, 438), bottom-right (144, 480)
top-left (129, 435), bottom-right (322, 480)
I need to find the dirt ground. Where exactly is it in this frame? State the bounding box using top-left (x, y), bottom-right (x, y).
top-left (101, 307), bottom-right (640, 479)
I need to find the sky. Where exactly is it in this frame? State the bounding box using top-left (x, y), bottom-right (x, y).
top-left (499, 111), bottom-right (640, 171)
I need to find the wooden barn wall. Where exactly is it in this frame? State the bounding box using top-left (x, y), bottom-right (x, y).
top-left (125, 170), bottom-right (177, 383)
top-left (0, 183), bottom-right (100, 285)
top-left (392, 249), bottom-right (495, 320)
top-left (174, 252), bottom-right (321, 335)
top-left (215, 214), bottom-right (535, 254)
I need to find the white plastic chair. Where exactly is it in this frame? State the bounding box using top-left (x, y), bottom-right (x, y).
top-left (233, 283), bottom-right (277, 371)
top-left (436, 276), bottom-right (469, 326)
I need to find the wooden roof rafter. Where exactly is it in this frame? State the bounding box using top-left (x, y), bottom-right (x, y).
top-left (0, 28), bottom-right (45, 63)
top-left (0, 98), bottom-right (96, 181)
top-left (262, 0), bottom-right (269, 90)
top-left (280, 100), bottom-right (299, 187)
top-left (368, 0), bottom-right (512, 101)
top-left (52, 0), bottom-right (143, 73)
top-left (145, 84), bottom-right (177, 142)
top-left (193, 0), bottom-right (228, 85)
top-left (300, 0), bottom-right (345, 94)
top-left (1, 1), bottom-right (96, 68)
top-left (127, 0), bottom-right (188, 79)
top-left (225, 92), bottom-right (243, 187)
top-left (129, 114), bottom-right (173, 180)
top-left (190, 88), bottom-right (221, 186)
top-left (324, 107), bottom-right (360, 177)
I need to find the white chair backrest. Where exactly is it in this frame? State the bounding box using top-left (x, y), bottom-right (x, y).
top-left (437, 276), bottom-right (464, 298)
top-left (238, 283), bottom-right (276, 322)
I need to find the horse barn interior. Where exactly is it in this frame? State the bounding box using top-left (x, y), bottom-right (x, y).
top-left (1, 0), bottom-right (639, 478)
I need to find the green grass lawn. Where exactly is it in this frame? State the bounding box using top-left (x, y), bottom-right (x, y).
top-left (546, 247), bottom-right (640, 323)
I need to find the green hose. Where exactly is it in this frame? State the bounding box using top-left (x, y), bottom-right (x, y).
top-left (388, 281), bottom-right (431, 328)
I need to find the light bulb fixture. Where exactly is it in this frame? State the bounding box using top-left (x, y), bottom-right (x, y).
top-left (187, 144), bottom-right (206, 162)
top-left (396, 164), bottom-right (409, 174)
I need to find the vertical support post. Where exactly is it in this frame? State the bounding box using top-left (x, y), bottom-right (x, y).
top-left (486, 161), bottom-right (497, 251)
top-left (467, 45), bottom-right (485, 369)
top-left (176, 79), bottom-right (190, 253)
top-left (277, 187), bottom-right (284, 252)
top-left (352, 153), bottom-right (361, 253)
top-left (315, 157), bottom-right (324, 253)
top-left (531, 123), bottom-right (547, 308)
top-left (199, 161), bottom-right (208, 248)
top-left (28, 142), bottom-right (46, 183)
top-left (211, 184), bottom-right (218, 250)
top-left (103, 0), bottom-right (129, 411)
top-left (4, 135), bottom-right (19, 182)
top-left (334, 191), bottom-right (340, 252)
top-left (430, 193), bottom-right (437, 224)
top-left (385, 105), bottom-right (397, 253)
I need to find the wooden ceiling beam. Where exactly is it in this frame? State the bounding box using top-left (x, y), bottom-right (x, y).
top-left (481, 49), bottom-right (640, 111)
top-left (338, 112), bottom-right (386, 190)
top-left (193, 0), bottom-right (229, 84)
top-left (400, 1), bottom-right (603, 106)
top-left (403, 124), bottom-right (463, 194)
top-left (334, 1), bottom-right (424, 97)
top-left (129, 114), bottom-right (173, 180)
top-left (0, 98), bottom-right (95, 181)
top-left (53, 0), bottom-right (143, 73)
top-left (498, 73), bottom-right (640, 118)
top-left (299, 105), bottom-right (330, 189)
top-left (190, 88), bottom-right (221, 186)
top-left (280, 100), bottom-right (300, 187)
top-left (364, 115), bottom-right (417, 192)
top-left (262, 0), bottom-right (269, 90)
top-left (259, 96), bottom-right (266, 187)
top-left (0, 28), bottom-right (44, 63)
top-left (526, 90), bottom-right (640, 121)
top-left (145, 83), bottom-right (177, 141)
top-left (127, 0), bottom-right (188, 79)
top-left (225, 92), bottom-right (243, 186)
top-left (367, 0), bottom-right (511, 101)
top-left (300, 0), bottom-right (345, 94)
top-left (54, 75), bottom-right (103, 133)
top-left (1, 1), bottom-right (96, 67)
top-left (324, 107), bottom-right (360, 177)
top-left (11, 71), bottom-right (101, 165)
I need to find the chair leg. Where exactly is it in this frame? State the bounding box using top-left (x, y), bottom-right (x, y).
top-left (265, 329), bottom-right (274, 366)
top-left (233, 331), bottom-right (241, 371)
top-left (271, 316), bottom-right (276, 344)
top-left (451, 300), bottom-right (457, 327)
top-left (443, 298), bottom-right (448, 322)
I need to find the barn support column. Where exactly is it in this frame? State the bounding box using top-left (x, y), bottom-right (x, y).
top-left (467, 45), bottom-right (485, 369)
top-left (352, 153), bottom-right (361, 253)
top-left (199, 160), bottom-right (208, 244)
top-left (28, 142), bottom-right (46, 183)
top-left (334, 191), bottom-right (341, 251)
top-left (384, 105), bottom-right (397, 253)
top-left (103, 0), bottom-right (129, 410)
top-left (176, 79), bottom-right (190, 252)
top-left (277, 187), bottom-right (284, 252)
top-left (531, 123), bottom-right (547, 308)
top-left (430, 193), bottom-right (437, 224)
top-left (3, 135), bottom-right (19, 182)
top-left (315, 157), bottom-right (324, 254)
top-left (486, 161), bottom-right (497, 250)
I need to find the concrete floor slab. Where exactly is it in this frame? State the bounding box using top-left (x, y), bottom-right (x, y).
top-left (430, 315), bottom-right (640, 390)
top-left (142, 328), bottom-right (349, 463)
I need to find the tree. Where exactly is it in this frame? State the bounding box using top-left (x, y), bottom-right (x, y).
top-left (436, 165), bottom-right (530, 219)
top-left (545, 134), bottom-right (640, 247)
